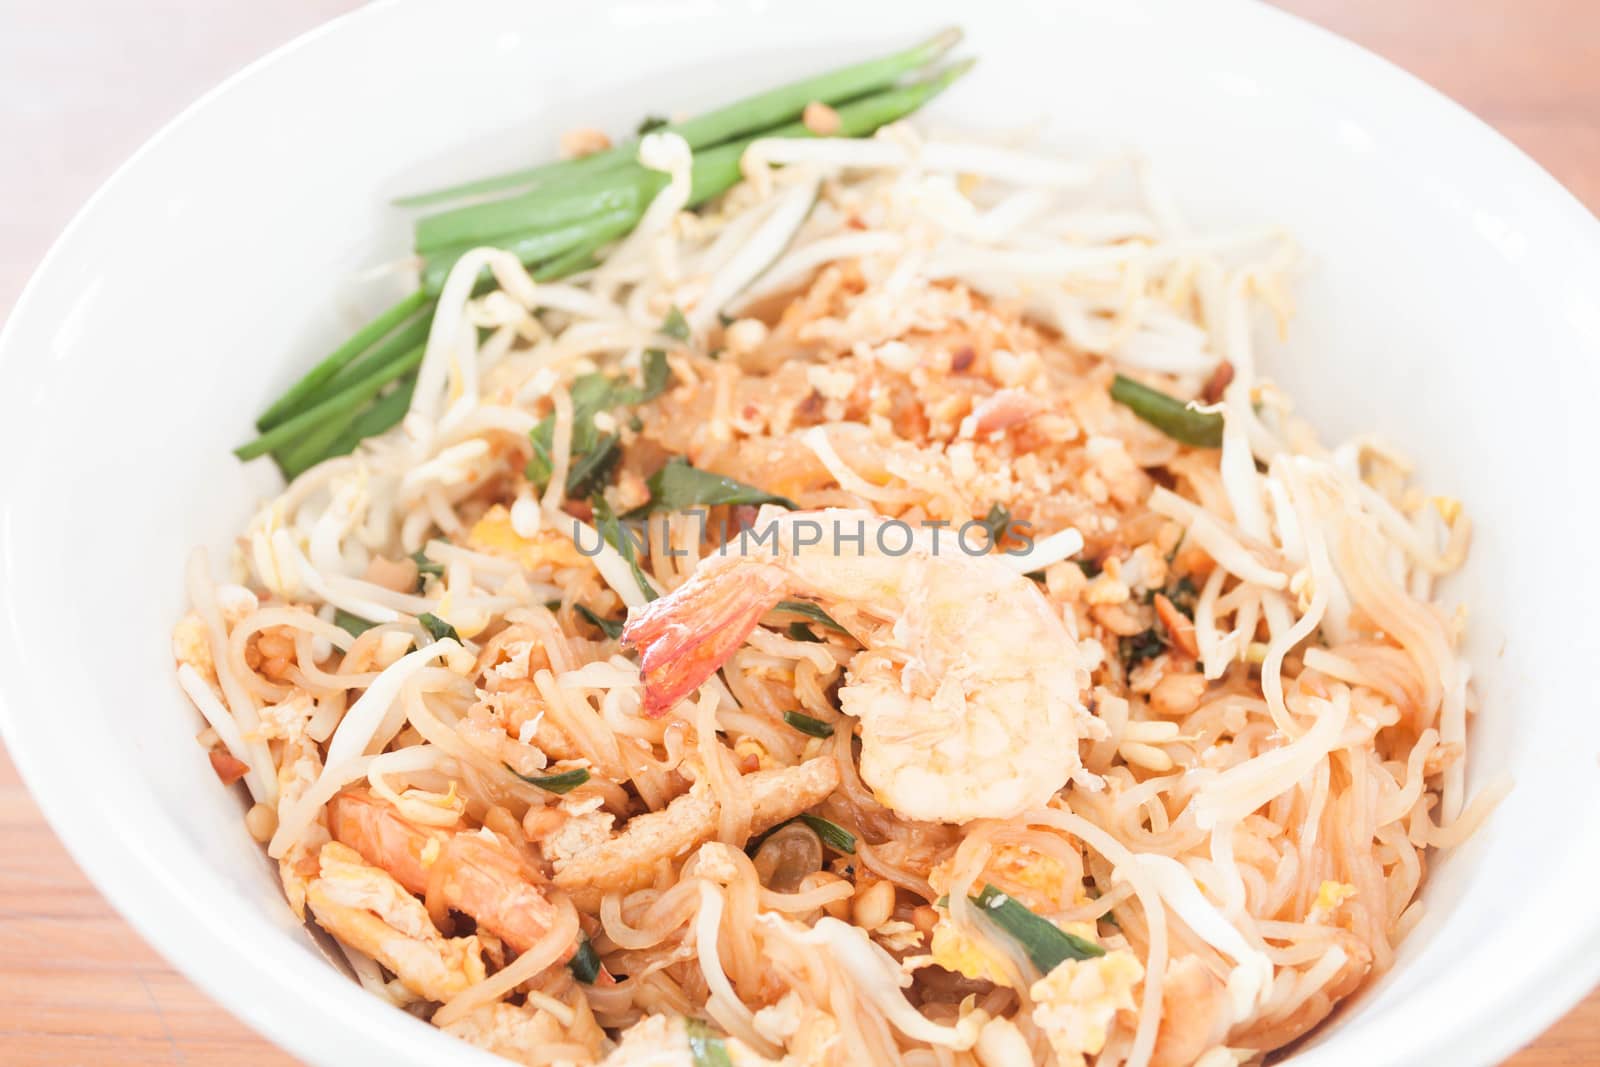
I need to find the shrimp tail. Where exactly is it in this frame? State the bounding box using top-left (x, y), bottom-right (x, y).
top-left (623, 560), bottom-right (789, 717)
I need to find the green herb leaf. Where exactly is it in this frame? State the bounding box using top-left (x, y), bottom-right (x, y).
top-left (564, 432), bottom-right (622, 498)
top-left (503, 763), bottom-right (592, 794)
top-left (334, 610), bottom-right (377, 637)
top-left (1120, 628), bottom-right (1167, 671)
top-left (568, 935), bottom-right (602, 983)
top-left (1110, 374), bottom-right (1223, 448)
top-left (979, 502), bottom-right (1011, 547)
top-left (627, 457), bottom-right (797, 516)
top-left (1149, 576), bottom-right (1198, 618)
top-left (593, 494), bottom-right (657, 602)
top-left (411, 548), bottom-right (445, 592)
top-left (659, 305), bottom-right (691, 342)
top-left (775, 600), bottom-right (847, 634)
top-left (418, 612), bottom-right (460, 643)
top-left (686, 1019), bottom-right (733, 1067)
top-left (782, 711), bottom-right (835, 738)
top-left (971, 884), bottom-right (1105, 973)
top-left (797, 813), bottom-right (856, 854)
top-left (574, 603), bottom-right (625, 639)
top-left (526, 352), bottom-right (675, 493)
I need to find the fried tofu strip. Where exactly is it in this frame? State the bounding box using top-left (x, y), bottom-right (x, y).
top-left (306, 842), bottom-right (486, 1003)
top-left (552, 758), bottom-right (840, 909)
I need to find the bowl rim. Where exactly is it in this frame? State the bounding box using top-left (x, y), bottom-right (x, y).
top-left (2, 1), bottom-right (1598, 1064)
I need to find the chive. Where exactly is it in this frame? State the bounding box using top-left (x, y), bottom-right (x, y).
top-left (254, 290), bottom-right (428, 432)
top-left (568, 935), bottom-right (602, 983)
top-left (415, 179), bottom-right (650, 255)
top-left (235, 342), bottom-right (425, 461)
top-left (575, 603), bottom-right (625, 639)
top-left (971, 884), bottom-right (1104, 974)
top-left (636, 114), bottom-right (669, 136)
top-left (979, 502), bottom-right (1011, 547)
top-left (416, 65), bottom-right (973, 296)
top-left (797, 813), bottom-right (856, 854)
top-left (1110, 374), bottom-right (1223, 448)
top-left (421, 206), bottom-right (640, 295)
top-left (418, 612), bottom-right (460, 643)
top-left (660, 305), bottom-right (691, 342)
top-left (503, 763), bottom-right (591, 794)
top-left (787, 621), bottom-right (823, 643)
top-left (531, 209), bottom-right (639, 281)
top-left (412, 548), bottom-right (444, 591)
top-left (627, 457), bottom-right (796, 517)
top-left (775, 601), bottom-right (847, 634)
top-left (334, 610), bottom-right (377, 636)
top-left (686, 1018), bottom-right (734, 1067)
top-left (277, 372), bottom-right (417, 479)
top-left (782, 711), bottom-right (835, 738)
top-left (396, 28), bottom-right (962, 210)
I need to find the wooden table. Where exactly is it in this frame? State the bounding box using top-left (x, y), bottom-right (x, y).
top-left (0, 1), bottom-right (1595, 1063)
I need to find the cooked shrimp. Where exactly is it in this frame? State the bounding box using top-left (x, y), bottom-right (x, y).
top-left (306, 842), bottom-right (487, 1003)
top-left (623, 508), bottom-right (1098, 823)
top-left (329, 789), bottom-right (564, 955)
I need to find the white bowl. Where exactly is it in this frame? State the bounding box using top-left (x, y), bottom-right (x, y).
top-left (3, 1), bottom-right (1598, 1063)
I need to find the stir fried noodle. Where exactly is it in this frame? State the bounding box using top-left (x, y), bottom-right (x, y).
top-left (177, 123), bottom-right (1498, 1066)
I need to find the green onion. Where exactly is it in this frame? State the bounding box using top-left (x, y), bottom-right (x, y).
top-left (575, 603), bottom-right (625, 639)
top-left (1110, 374), bottom-right (1223, 448)
top-left (254, 290), bottom-right (429, 432)
top-left (418, 612), bottom-right (460, 643)
top-left (397, 28), bottom-right (962, 210)
top-left (686, 1018), bottom-right (734, 1067)
top-left (504, 763), bottom-right (592, 794)
top-left (776, 601), bottom-right (847, 634)
top-left (782, 711), bottom-right (835, 738)
top-left (797, 813), bottom-right (856, 854)
top-left (626, 457), bottom-right (797, 516)
top-left (334, 610), bottom-right (376, 637)
top-left (568, 935), bottom-right (602, 983)
top-left (971, 884), bottom-right (1105, 974)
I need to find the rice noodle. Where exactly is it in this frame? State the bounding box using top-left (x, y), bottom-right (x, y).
top-left (173, 115), bottom-right (1495, 1067)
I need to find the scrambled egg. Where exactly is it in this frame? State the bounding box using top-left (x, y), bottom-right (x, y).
top-left (1029, 949), bottom-right (1144, 1067)
top-left (598, 1014), bottom-right (784, 1067)
top-left (928, 919), bottom-right (1015, 985)
top-left (468, 505), bottom-right (593, 573)
top-left (1308, 880), bottom-right (1358, 924)
top-left (926, 844), bottom-right (1080, 915)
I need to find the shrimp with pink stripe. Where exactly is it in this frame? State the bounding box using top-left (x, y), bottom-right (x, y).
top-left (623, 508), bottom-right (1101, 823)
